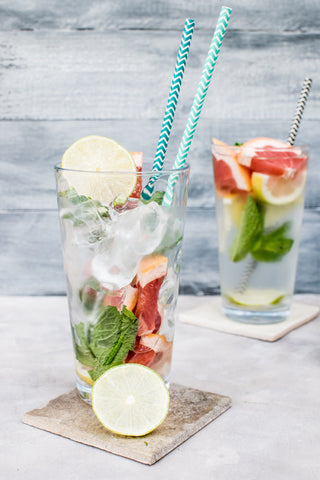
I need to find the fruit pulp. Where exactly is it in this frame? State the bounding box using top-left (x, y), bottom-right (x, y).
top-left (56, 163), bottom-right (189, 403)
top-left (212, 139), bottom-right (308, 323)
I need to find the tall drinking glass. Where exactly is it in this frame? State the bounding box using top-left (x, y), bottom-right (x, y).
top-left (55, 162), bottom-right (190, 402)
top-left (212, 139), bottom-right (308, 324)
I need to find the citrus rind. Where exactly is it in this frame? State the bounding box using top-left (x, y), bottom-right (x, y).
top-left (61, 136), bottom-right (137, 205)
top-left (92, 363), bottom-right (170, 437)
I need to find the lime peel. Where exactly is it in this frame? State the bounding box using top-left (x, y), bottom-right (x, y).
top-left (92, 364), bottom-right (170, 437)
top-left (226, 289), bottom-right (286, 307)
top-left (61, 136), bottom-right (137, 205)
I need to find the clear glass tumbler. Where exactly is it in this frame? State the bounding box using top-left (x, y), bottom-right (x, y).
top-left (55, 162), bottom-right (190, 402)
top-left (212, 139), bottom-right (308, 324)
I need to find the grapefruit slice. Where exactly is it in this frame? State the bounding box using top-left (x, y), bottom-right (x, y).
top-left (238, 137), bottom-right (308, 178)
top-left (125, 336), bottom-right (155, 366)
top-left (134, 255), bottom-right (168, 336)
top-left (212, 138), bottom-right (252, 195)
top-left (252, 169), bottom-right (307, 205)
top-left (102, 288), bottom-right (125, 311)
top-left (140, 334), bottom-right (173, 377)
top-left (123, 284), bottom-right (138, 311)
top-left (130, 152), bottom-right (143, 198)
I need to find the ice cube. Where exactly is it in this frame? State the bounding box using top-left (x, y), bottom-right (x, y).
top-left (116, 202), bottom-right (168, 255)
top-left (91, 202), bottom-right (169, 290)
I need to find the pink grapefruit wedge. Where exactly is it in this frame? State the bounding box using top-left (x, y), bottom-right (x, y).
top-left (130, 152), bottom-right (143, 198)
top-left (134, 254), bottom-right (168, 336)
top-left (238, 137), bottom-right (308, 178)
top-left (212, 138), bottom-right (252, 195)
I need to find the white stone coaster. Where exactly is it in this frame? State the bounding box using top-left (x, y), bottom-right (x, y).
top-left (23, 384), bottom-right (231, 465)
top-left (179, 297), bottom-right (320, 342)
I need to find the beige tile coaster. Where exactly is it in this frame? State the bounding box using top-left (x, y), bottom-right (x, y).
top-left (179, 297), bottom-right (320, 342)
top-left (23, 384), bottom-right (231, 465)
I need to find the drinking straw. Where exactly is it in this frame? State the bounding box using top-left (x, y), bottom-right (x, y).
top-left (237, 77), bottom-right (313, 294)
top-left (162, 6), bottom-right (232, 206)
top-left (140, 18), bottom-right (195, 201)
top-left (287, 77), bottom-right (312, 145)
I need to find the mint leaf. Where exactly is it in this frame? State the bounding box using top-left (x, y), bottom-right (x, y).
top-left (141, 190), bottom-right (165, 206)
top-left (251, 222), bottom-right (293, 262)
top-left (72, 305), bottom-right (138, 381)
top-left (89, 306), bottom-right (123, 363)
top-left (72, 323), bottom-right (96, 367)
top-left (111, 307), bottom-right (139, 365)
top-left (229, 195), bottom-right (263, 262)
top-left (60, 187), bottom-right (110, 226)
top-left (79, 278), bottom-right (101, 312)
top-left (234, 142), bottom-right (243, 146)
top-left (88, 306), bottom-right (138, 381)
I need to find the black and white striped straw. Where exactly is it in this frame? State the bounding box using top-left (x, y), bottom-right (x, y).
top-left (236, 77), bottom-right (312, 295)
top-left (287, 77), bottom-right (312, 145)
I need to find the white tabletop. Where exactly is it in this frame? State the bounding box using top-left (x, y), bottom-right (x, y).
top-left (2, 294), bottom-right (320, 479)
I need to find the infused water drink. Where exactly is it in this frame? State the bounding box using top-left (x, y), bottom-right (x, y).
top-left (212, 137), bottom-right (308, 323)
top-left (55, 136), bottom-right (190, 402)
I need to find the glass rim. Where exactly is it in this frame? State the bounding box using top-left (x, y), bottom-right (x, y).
top-left (211, 140), bottom-right (309, 153)
top-left (54, 162), bottom-right (190, 175)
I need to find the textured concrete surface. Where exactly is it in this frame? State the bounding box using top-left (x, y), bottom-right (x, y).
top-left (23, 385), bottom-right (231, 465)
top-left (2, 294), bottom-right (320, 478)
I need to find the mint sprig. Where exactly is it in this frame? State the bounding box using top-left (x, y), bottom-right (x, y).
top-left (72, 305), bottom-right (138, 381)
top-left (229, 195), bottom-right (294, 263)
top-left (230, 195), bottom-right (263, 262)
top-left (141, 190), bottom-right (165, 206)
top-left (251, 222), bottom-right (294, 262)
top-left (59, 187), bottom-right (110, 226)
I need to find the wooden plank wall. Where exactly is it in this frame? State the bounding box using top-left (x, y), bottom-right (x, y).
top-left (0, 1), bottom-right (319, 295)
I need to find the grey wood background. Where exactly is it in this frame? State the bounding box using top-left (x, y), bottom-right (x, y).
top-left (0, 1), bottom-right (319, 295)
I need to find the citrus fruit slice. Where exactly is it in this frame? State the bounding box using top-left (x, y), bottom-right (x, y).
top-left (61, 136), bottom-right (137, 204)
top-left (75, 360), bottom-right (94, 386)
top-left (252, 169), bottom-right (307, 205)
top-left (92, 363), bottom-right (170, 437)
top-left (226, 289), bottom-right (285, 307)
top-left (238, 137), bottom-right (308, 177)
top-left (212, 138), bottom-right (251, 195)
top-left (134, 255), bottom-right (168, 336)
top-left (130, 152), bottom-right (143, 199)
top-left (140, 334), bottom-right (173, 377)
top-left (125, 337), bottom-right (155, 366)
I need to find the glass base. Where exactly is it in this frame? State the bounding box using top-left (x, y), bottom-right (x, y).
top-left (222, 305), bottom-right (290, 325)
top-left (76, 374), bottom-right (171, 405)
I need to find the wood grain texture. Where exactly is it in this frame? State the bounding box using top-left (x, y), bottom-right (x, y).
top-left (0, 1), bottom-right (319, 295)
top-left (0, 119), bottom-right (318, 210)
top-left (0, 208), bottom-right (318, 295)
top-left (0, 30), bottom-right (319, 121)
top-left (1, 1), bottom-right (320, 32)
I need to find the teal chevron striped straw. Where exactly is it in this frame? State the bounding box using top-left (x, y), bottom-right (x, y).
top-left (163, 6), bottom-right (232, 206)
top-left (141, 18), bottom-right (195, 201)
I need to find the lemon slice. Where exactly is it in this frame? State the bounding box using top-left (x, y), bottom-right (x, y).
top-left (252, 170), bottom-right (307, 205)
top-left (92, 364), bottom-right (170, 437)
top-left (226, 289), bottom-right (285, 307)
top-left (61, 135), bottom-right (137, 204)
top-left (75, 360), bottom-right (94, 386)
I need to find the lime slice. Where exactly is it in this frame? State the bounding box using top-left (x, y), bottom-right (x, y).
top-left (61, 136), bottom-right (137, 204)
top-left (226, 289), bottom-right (285, 307)
top-left (92, 364), bottom-right (170, 437)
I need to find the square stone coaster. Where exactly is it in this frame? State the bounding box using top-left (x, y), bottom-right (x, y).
top-left (180, 297), bottom-right (320, 342)
top-left (23, 383), bottom-right (231, 465)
